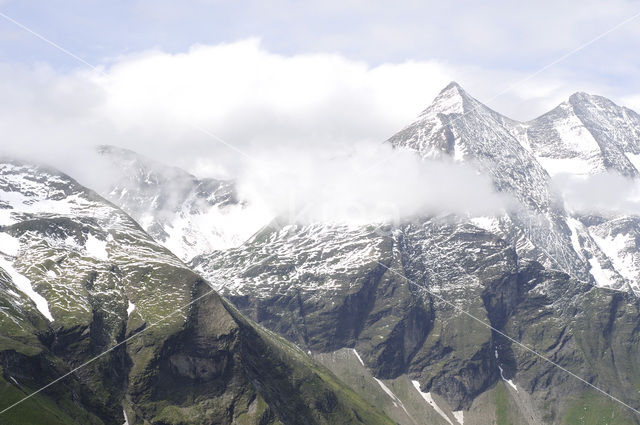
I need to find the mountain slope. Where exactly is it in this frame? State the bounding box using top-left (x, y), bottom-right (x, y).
top-left (519, 92), bottom-right (640, 294)
top-left (190, 83), bottom-right (640, 424)
top-left (0, 159), bottom-right (394, 425)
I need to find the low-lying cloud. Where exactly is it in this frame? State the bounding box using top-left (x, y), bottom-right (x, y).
top-left (237, 144), bottom-right (513, 224)
top-left (553, 173), bottom-right (640, 216)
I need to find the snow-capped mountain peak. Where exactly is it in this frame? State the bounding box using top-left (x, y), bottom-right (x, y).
top-left (418, 81), bottom-right (472, 117)
top-left (526, 90), bottom-right (640, 177)
top-left (385, 82), bottom-right (640, 294)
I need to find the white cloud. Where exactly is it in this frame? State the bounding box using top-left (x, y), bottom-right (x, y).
top-left (0, 39), bottom-right (636, 222)
top-left (238, 144), bottom-right (514, 224)
top-left (92, 40), bottom-right (453, 161)
top-left (553, 173), bottom-right (640, 216)
top-left (85, 39), bottom-right (631, 171)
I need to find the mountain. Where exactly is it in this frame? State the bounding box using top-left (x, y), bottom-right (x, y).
top-left (188, 83), bottom-right (640, 424)
top-left (97, 145), bottom-right (270, 262)
top-left (525, 92), bottom-right (640, 177)
top-left (522, 93), bottom-right (640, 296)
top-left (0, 159), bottom-right (394, 425)
top-left (386, 82), bottom-right (640, 294)
top-left (386, 82), bottom-right (593, 283)
top-left (5, 82), bottom-right (640, 425)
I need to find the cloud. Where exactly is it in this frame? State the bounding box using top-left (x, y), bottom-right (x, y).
top-left (2, 39), bottom-right (459, 185)
top-left (84, 39), bottom-right (636, 172)
top-left (91, 39), bottom-right (453, 166)
top-left (237, 143), bottom-right (514, 224)
top-left (0, 39), bottom-right (635, 222)
top-left (553, 173), bottom-right (640, 216)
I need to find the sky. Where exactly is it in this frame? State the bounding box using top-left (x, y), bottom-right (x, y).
top-left (2, 0), bottom-right (640, 114)
top-left (1, 0), bottom-right (640, 219)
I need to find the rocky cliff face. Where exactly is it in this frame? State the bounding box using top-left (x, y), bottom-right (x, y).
top-left (192, 214), bottom-right (640, 423)
top-left (0, 160), bottom-right (394, 425)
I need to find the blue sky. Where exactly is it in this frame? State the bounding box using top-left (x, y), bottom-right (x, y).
top-left (2, 0), bottom-right (639, 87)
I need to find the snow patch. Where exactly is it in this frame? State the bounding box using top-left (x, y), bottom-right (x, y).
top-left (86, 234), bottom-right (109, 261)
top-left (495, 349), bottom-right (518, 392)
top-left (0, 209), bottom-right (13, 226)
top-left (626, 153), bottom-right (640, 172)
top-left (498, 365), bottom-right (518, 392)
top-left (0, 188), bottom-right (76, 216)
top-left (469, 216), bottom-right (501, 233)
top-left (46, 270), bottom-right (57, 279)
top-left (0, 256), bottom-right (53, 321)
top-left (453, 137), bottom-right (467, 161)
top-left (65, 236), bottom-right (79, 248)
top-left (352, 349), bottom-right (365, 366)
top-left (452, 411), bottom-right (464, 425)
top-left (588, 257), bottom-right (619, 290)
top-left (537, 157), bottom-right (595, 177)
top-left (590, 231), bottom-right (637, 287)
top-left (0, 232), bottom-right (20, 256)
top-left (539, 110), bottom-right (605, 176)
top-left (412, 380), bottom-right (453, 425)
top-left (127, 301), bottom-right (136, 316)
top-left (566, 217), bottom-right (585, 260)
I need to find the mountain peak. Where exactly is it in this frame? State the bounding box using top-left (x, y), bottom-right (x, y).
top-left (419, 81), bottom-right (473, 117)
top-left (566, 91), bottom-right (625, 113)
top-left (435, 81), bottom-right (470, 101)
top-left (568, 91), bottom-right (601, 104)
top-left (440, 80), bottom-right (463, 93)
